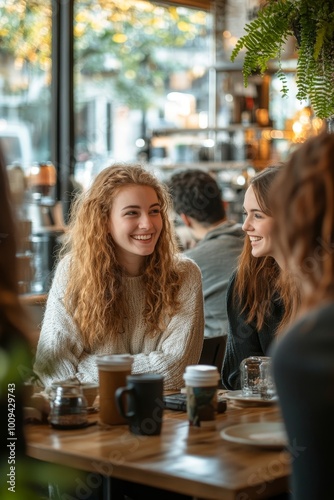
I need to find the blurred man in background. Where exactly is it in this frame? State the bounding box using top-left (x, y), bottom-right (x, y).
top-left (169, 169), bottom-right (244, 338)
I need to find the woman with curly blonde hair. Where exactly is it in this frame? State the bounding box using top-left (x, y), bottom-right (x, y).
top-left (34, 164), bottom-right (204, 390)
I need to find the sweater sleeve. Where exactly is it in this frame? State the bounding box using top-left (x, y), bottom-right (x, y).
top-left (33, 257), bottom-right (88, 388)
top-left (131, 258), bottom-right (205, 390)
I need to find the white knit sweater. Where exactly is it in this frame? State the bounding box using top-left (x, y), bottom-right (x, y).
top-left (33, 255), bottom-right (204, 390)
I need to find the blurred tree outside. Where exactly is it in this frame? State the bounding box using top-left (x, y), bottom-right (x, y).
top-left (0, 0), bottom-right (52, 69)
top-left (0, 0), bottom-right (52, 165)
top-left (74, 0), bottom-right (209, 112)
top-left (0, 0), bottom-right (209, 113)
top-left (0, 0), bottom-right (210, 169)
top-left (73, 0), bottom-right (210, 170)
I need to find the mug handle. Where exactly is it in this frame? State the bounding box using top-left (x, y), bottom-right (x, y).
top-left (115, 386), bottom-right (135, 419)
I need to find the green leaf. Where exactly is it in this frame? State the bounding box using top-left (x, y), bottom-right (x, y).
top-left (231, 0), bottom-right (334, 118)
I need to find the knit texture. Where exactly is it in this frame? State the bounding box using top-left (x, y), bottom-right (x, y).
top-left (33, 255), bottom-right (204, 390)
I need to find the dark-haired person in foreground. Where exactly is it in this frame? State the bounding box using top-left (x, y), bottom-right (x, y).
top-left (271, 131), bottom-right (334, 500)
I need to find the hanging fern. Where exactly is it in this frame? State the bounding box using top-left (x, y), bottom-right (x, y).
top-left (231, 0), bottom-right (295, 96)
top-left (231, 0), bottom-right (334, 119)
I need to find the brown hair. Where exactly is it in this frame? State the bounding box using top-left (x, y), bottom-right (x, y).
top-left (271, 131), bottom-right (334, 308)
top-left (234, 166), bottom-right (297, 332)
top-left (62, 164), bottom-right (184, 349)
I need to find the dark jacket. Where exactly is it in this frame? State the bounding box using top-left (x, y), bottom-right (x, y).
top-left (272, 302), bottom-right (334, 500)
top-left (222, 271), bottom-right (284, 390)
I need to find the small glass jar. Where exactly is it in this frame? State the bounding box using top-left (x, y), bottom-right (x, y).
top-left (49, 384), bottom-right (88, 429)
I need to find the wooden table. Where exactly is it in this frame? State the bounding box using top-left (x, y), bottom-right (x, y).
top-left (25, 399), bottom-right (290, 500)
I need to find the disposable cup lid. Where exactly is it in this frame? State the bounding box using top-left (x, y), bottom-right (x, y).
top-left (183, 364), bottom-right (220, 386)
top-left (96, 354), bottom-right (133, 371)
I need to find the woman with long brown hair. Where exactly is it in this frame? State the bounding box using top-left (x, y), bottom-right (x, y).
top-left (222, 166), bottom-right (297, 390)
top-left (34, 164), bottom-right (204, 390)
top-left (271, 131), bottom-right (334, 500)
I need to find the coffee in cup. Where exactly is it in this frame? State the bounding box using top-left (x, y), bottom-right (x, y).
top-left (96, 354), bottom-right (133, 425)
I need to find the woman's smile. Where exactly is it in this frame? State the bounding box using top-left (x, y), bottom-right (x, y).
top-left (131, 233), bottom-right (154, 241)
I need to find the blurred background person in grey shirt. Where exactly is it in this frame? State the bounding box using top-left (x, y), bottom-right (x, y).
top-left (169, 169), bottom-right (244, 338)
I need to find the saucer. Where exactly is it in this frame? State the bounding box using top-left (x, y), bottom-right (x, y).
top-left (225, 390), bottom-right (278, 406)
top-left (221, 422), bottom-right (287, 449)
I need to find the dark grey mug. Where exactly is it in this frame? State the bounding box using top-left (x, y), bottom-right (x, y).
top-left (115, 374), bottom-right (164, 435)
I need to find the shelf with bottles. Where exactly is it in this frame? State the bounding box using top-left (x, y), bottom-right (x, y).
top-left (149, 125), bottom-right (293, 171)
top-left (148, 67), bottom-right (304, 169)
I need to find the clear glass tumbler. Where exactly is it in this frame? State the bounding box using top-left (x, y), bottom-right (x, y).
top-left (240, 356), bottom-right (276, 399)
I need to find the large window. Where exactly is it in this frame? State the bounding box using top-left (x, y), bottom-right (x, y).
top-left (0, 1), bottom-right (52, 171)
top-left (73, 0), bottom-right (212, 188)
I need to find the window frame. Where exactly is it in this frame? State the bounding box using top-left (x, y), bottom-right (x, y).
top-left (52, 0), bottom-right (74, 221)
top-left (156, 1), bottom-right (213, 10)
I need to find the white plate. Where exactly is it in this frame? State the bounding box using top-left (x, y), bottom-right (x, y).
top-left (221, 422), bottom-right (287, 449)
top-left (226, 390), bottom-right (278, 406)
